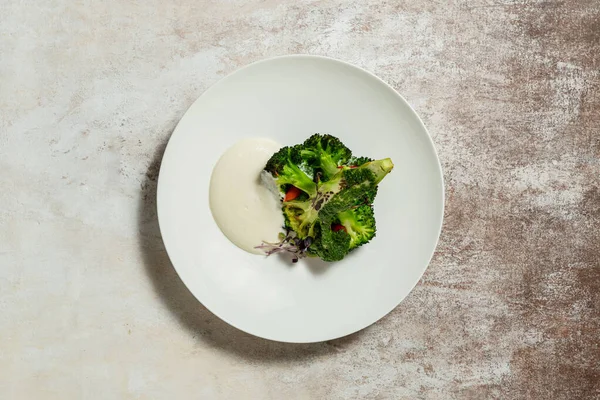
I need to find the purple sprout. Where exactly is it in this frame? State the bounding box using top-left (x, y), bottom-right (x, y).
top-left (255, 231), bottom-right (314, 263)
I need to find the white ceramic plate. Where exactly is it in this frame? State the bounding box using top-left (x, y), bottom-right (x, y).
top-left (157, 55), bottom-right (444, 343)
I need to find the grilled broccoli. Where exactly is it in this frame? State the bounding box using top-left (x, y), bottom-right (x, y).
top-left (299, 134), bottom-right (352, 180)
top-left (258, 134), bottom-right (393, 262)
top-left (264, 145), bottom-right (316, 196)
top-left (337, 205), bottom-right (376, 250)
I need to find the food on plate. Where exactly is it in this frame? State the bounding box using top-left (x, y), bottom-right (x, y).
top-left (256, 134), bottom-right (393, 262)
top-left (209, 138), bottom-right (284, 254)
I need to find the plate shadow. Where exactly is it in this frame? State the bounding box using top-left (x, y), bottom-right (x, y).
top-left (138, 134), bottom-right (365, 362)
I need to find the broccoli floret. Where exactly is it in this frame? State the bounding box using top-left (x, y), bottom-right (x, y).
top-left (337, 205), bottom-right (376, 250)
top-left (300, 134), bottom-right (352, 180)
top-left (282, 197), bottom-right (319, 238)
top-left (264, 145), bottom-right (317, 196)
top-left (259, 134), bottom-right (393, 262)
top-left (317, 183), bottom-right (373, 221)
top-left (342, 158), bottom-right (394, 186)
top-left (308, 221), bottom-right (351, 261)
top-left (348, 156), bottom-right (373, 166)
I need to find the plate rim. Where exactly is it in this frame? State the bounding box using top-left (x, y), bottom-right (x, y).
top-left (157, 54), bottom-right (445, 343)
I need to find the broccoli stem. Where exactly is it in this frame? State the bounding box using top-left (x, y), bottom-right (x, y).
top-left (360, 158), bottom-right (394, 184)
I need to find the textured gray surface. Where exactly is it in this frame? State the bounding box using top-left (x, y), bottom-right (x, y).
top-left (1, 1), bottom-right (599, 399)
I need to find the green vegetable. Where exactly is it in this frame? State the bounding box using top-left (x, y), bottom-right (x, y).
top-left (264, 145), bottom-right (317, 196)
top-left (337, 205), bottom-right (376, 250)
top-left (299, 134), bottom-right (352, 180)
top-left (259, 134), bottom-right (393, 262)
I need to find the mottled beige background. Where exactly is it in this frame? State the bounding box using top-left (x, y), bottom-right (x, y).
top-left (1, 0), bottom-right (599, 399)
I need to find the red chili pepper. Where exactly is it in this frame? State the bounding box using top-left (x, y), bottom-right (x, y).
top-left (284, 186), bottom-right (301, 202)
top-left (332, 224), bottom-right (347, 233)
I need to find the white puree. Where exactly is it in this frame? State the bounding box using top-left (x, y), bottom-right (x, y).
top-left (209, 138), bottom-right (284, 254)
